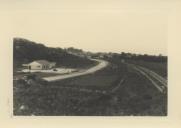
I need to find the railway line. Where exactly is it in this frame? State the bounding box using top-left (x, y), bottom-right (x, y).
top-left (127, 63), bottom-right (167, 94)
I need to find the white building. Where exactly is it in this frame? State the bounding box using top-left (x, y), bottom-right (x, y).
top-left (23, 60), bottom-right (56, 70)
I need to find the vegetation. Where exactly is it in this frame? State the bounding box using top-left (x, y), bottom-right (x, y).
top-left (13, 38), bottom-right (96, 69)
top-left (105, 52), bottom-right (167, 78)
top-left (108, 52), bottom-right (167, 63)
top-left (13, 37), bottom-right (167, 116)
top-left (13, 57), bottom-right (167, 116)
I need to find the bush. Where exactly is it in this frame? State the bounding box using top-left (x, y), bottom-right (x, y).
top-left (27, 74), bottom-right (37, 80)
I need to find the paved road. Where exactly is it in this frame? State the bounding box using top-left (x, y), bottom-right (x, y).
top-left (127, 63), bottom-right (167, 94)
top-left (43, 59), bottom-right (109, 82)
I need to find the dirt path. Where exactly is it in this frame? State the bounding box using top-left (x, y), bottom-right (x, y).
top-left (43, 59), bottom-right (109, 82)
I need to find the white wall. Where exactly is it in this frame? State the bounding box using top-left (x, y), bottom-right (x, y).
top-left (29, 62), bottom-right (43, 70)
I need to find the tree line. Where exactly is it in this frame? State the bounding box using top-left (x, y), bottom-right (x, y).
top-left (13, 38), bottom-right (96, 69)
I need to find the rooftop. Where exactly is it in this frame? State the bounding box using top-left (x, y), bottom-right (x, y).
top-left (32, 60), bottom-right (55, 65)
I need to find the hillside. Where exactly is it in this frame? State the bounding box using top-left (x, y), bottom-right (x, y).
top-left (13, 38), bottom-right (96, 69)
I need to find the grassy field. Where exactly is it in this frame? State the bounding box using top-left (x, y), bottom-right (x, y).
top-left (113, 66), bottom-right (167, 115)
top-left (13, 72), bottom-right (61, 81)
top-left (13, 59), bottom-right (167, 116)
top-left (13, 62), bottom-right (127, 115)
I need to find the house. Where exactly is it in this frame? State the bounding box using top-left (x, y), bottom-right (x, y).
top-left (23, 60), bottom-right (56, 70)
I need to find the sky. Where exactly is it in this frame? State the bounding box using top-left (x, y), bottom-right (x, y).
top-left (0, 0), bottom-right (171, 55)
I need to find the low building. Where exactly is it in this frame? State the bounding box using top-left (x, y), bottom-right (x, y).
top-left (23, 60), bottom-right (56, 70)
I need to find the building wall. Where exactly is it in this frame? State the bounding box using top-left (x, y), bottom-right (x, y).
top-left (28, 61), bottom-right (56, 70)
top-left (49, 63), bottom-right (56, 69)
top-left (30, 65), bottom-right (43, 70)
top-left (42, 65), bottom-right (49, 70)
top-left (29, 62), bottom-right (43, 70)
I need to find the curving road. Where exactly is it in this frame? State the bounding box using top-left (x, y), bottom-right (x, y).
top-left (43, 59), bottom-right (109, 82)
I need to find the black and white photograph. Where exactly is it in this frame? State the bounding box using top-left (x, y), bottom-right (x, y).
top-left (12, 1), bottom-right (168, 116)
top-left (1, 0), bottom-right (181, 128)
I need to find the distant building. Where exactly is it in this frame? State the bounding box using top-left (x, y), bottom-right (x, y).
top-left (23, 60), bottom-right (56, 70)
top-left (99, 55), bottom-right (104, 59)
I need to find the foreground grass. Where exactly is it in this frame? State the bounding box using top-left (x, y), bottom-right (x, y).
top-left (13, 60), bottom-right (167, 116)
top-left (13, 63), bottom-right (126, 115)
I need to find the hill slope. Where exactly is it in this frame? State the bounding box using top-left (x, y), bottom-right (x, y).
top-left (13, 38), bottom-right (96, 69)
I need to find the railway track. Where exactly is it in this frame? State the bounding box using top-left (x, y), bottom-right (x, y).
top-left (138, 66), bottom-right (167, 87)
top-left (127, 63), bottom-right (167, 94)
